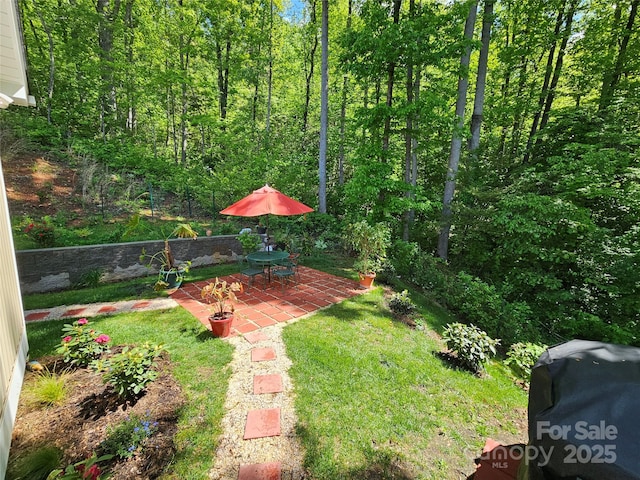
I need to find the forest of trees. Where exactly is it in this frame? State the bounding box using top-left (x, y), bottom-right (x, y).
top-left (5, 0), bottom-right (639, 345)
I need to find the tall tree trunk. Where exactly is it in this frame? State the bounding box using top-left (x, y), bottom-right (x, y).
top-left (599, 0), bottom-right (639, 112)
top-left (96, 0), bottom-right (121, 139)
top-left (32, 1), bottom-right (54, 124)
top-left (509, 55), bottom-right (528, 157)
top-left (382, 0), bottom-right (402, 153)
top-left (410, 65), bottom-right (420, 227)
top-left (403, 0), bottom-right (416, 242)
top-left (468, 0), bottom-right (494, 154)
top-left (338, 73), bottom-right (348, 185)
top-left (538, 0), bottom-right (579, 132)
top-left (177, 0), bottom-right (196, 166)
top-left (497, 25), bottom-right (513, 155)
top-left (180, 67), bottom-right (188, 165)
top-left (303, 0), bottom-right (318, 133)
top-left (251, 4), bottom-right (267, 128)
top-left (179, 39), bottom-right (189, 165)
top-left (362, 84), bottom-right (368, 141)
top-left (524, 0), bottom-right (566, 162)
top-left (216, 39), bottom-right (231, 122)
top-left (338, 0), bottom-right (352, 186)
top-left (124, 0), bottom-right (135, 132)
top-left (252, 39), bottom-right (263, 126)
top-left (318, 0), bottom-right (329, 213)
top-left (437, 0), bottom-right (478, 261)
top-left (265, 0), bottom-right (273, 142)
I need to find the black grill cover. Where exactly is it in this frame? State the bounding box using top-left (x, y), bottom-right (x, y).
top-left (523, 339), bottom-right (640, 480)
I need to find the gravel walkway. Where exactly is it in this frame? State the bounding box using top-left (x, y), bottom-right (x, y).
top-left (209, 322), bottom-right (307, 480)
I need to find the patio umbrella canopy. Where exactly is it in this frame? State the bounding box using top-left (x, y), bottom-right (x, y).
top-left (220, 185), bottom-right (313, 249)
top-left (220, 185), bottom-right (313, 217)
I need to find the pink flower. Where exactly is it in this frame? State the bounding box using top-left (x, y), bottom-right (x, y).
top-left (77, 318), bottom-right (88, 325)
top-left (63, 336), bottom-right (72, 343)
top-left (84, 464), bottom-right (101, 480)
top-left (95, 334), bottom-right (110, 344)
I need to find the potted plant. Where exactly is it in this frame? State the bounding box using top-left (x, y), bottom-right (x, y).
top-left (140, 223), bottom-right (198, 289)
top-left (201, 277), bottom-right (243, 337)
top-left (256, 219), bottom-right (267, 235)
top-left (237, 230), bottom-right (262, 255)
top-left (344, 220), bottom-right (390, 288)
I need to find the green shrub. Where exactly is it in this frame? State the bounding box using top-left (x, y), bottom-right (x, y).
top-left (73, 269), bottom-right (104, 289)
top-left (48, 452), bottom-right (113, 480)
top-left (27, 368), bottom-right (70, 407)
top-left (56, 319), bottom-right (111, 367)
top-left (388, 290), bottom-right (416, 316)
top-left (6, 445), bottom-right (62, 480)
top-left (94, 343), bottom-right (164, 397)
top-left (99, 413), bottom-right (159, 459)
top-left (389, 240), bottom-right (421, 278)
top-left (375, 259), bottom-right (397, 285)
top-left (505, 342), bottom-right (548, 381)
top-left (442, 323), bottom-right (500, 373)
top-left (407, 249), bottom-right (536, 347)
top-left (237, 231), bottom-right (261, 254)
top-left (24, 218), bottom-right (56, 248)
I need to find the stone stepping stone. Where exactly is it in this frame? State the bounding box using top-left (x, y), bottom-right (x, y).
top-left (132, 300), bottom-right (152, 309)
top-left (251, 347), bottom-right (276, 362)
top-left (244, 408), bottom-right (281, 440)
top-left (25, 311), bottom-right (50, 322)
top-left (244, 331), bottom-right (270, 344)
top-left (237, 462), bottom-right (281, 480)
top-left (98, 305), bottom-right (118, 314)
top-left (62, 308), bottom-right (86, 318)
top-left (253, 374), bottom-right (283, 395)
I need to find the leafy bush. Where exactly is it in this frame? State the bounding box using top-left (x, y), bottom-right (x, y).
top-left (375, 259), bottom-right (397, 285)
top-left (505, 342), bottom-right (548, 381)
top-left (6, 445), bottom-right (62, 480)
top-left (406, 248), bottom-right (536, 347)
top-left (25, 218), bottom-right (56, 248)
top-left (48, 452), bottom-right (113, 480)
top-left (388, 290), bottom-right (416, 316)
top-left (99, 413), bottom-right (159, 459)
top-left (442, 323), bottom-right (500, 373)
top-left (94, 343), bottom-right (164, 397)
top-left (56, 319), bottom-right (111, 367)
top-left (237, 230), bottom-right (261, 254)
top-left (389, 240), bottom-right (421, 278)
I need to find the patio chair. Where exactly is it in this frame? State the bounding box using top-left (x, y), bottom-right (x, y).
top-left (279, 253), bottom-right (300, 279)
top-left (272, 263), bottom-right (296, 290)
top-left (241, 258), bottom-right (266, 288)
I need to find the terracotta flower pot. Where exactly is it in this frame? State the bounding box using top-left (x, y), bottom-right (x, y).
top-left (358, 272), bottom-right (376, 289)
top-left (209, 314), bottom-right (233, 338)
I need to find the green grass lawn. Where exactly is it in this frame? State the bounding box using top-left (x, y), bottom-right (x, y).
top-left (282, 288), bottom-right (528, 479)
top-left (25, 308), bottom-right (234, 480)
top-left (21, 263), bottom-right (243, 311)
top-left (22, 260), bottom-right (528, 479)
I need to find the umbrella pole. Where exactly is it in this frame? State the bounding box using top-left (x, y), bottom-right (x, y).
top-left (266, 215), bottom-right (270, 254)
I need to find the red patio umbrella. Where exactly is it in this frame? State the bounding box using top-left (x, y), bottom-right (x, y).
top-left (220, 185), bottom-right (313, 248)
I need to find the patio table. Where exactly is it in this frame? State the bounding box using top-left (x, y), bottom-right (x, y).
top-left (246, 250), bottom-right (289, 282)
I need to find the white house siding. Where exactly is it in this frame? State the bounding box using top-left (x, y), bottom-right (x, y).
top-left (0, 0), bottom-right (33, 475)
top-left (0, 159), bottom-right (28, 479)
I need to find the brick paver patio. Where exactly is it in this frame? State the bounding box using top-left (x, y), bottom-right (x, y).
top-left (170, 266), bottom-right (363, 337)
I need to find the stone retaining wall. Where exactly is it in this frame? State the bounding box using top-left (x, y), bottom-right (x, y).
top-left (15, 235), bottom-right (250, 294)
